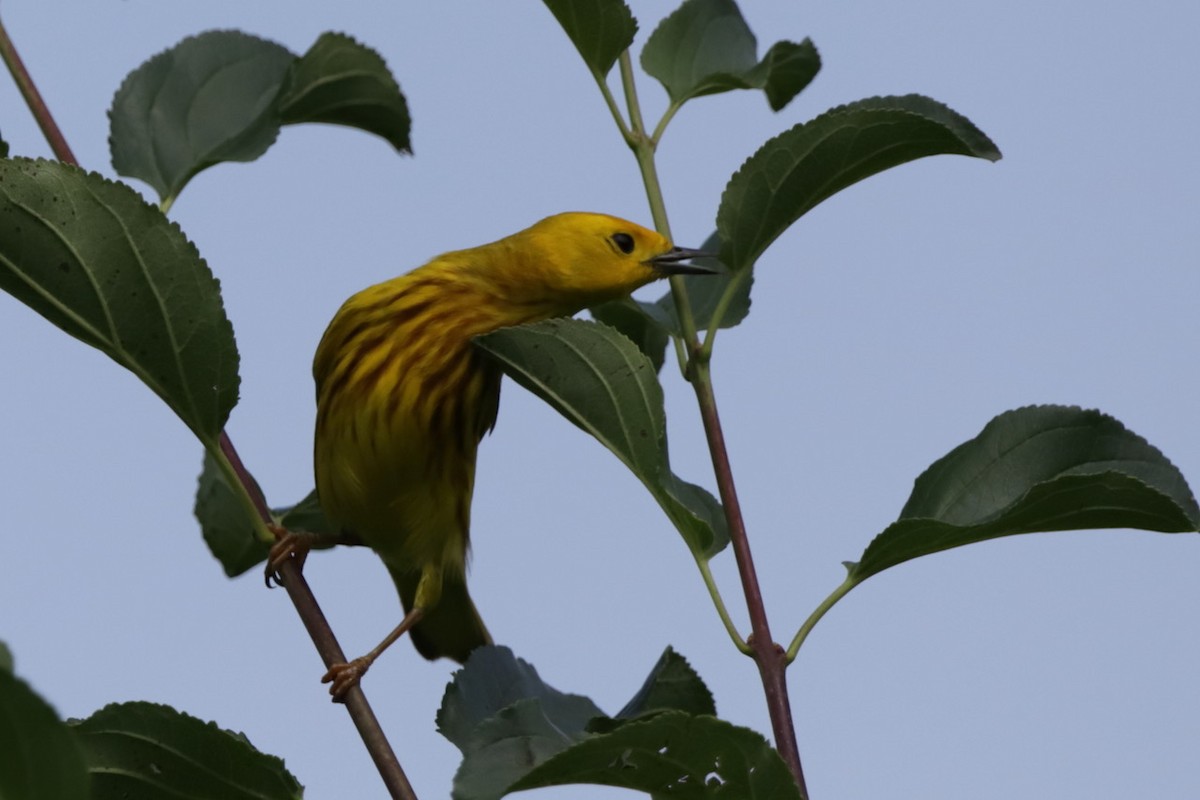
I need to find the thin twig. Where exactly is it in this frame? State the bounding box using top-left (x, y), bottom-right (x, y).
top-left (0, 15), bottom-right (77, 164)
top-left (217, 434), bottom-right (416, 799)
top-left (271, 553), bottom-right (416, 800)
top-left (218, 433), bottom-right (273, 521)
top-left (0, 16), bottom-right (416, 798)
top-left (692, 371), bottom-right (807, 795)
top-left (216, 434), bottom-right (420, 800)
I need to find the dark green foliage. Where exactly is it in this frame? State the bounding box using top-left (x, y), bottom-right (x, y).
top-left (194, 452), bottom-right (335, 577)
top-left (851, 405), bottom-right (1200, 582)
top-left (440, 646), bottom-right (727, 800)
top-left (278, 32), bottom-right (412, 153)
top-left (541, 0), bottom-right (637, 78)
top-left (641, 0), bottom-right (819, 111)
top-left (512, 711), bottom-right (802, 799)
top-left (110, 30), bottom-right (410, 203)
top-left (718, 94), bottom-right (1002, 272)
top-left (0, 661), bottom-right (89, 800)
top-left (109, 31), bottom-right (294, 203)
top-left (73, 702), bottom-right (303, 800)
top-left (476, 319), bottom-right (728, 558)
top-left (0, 158), bottom-right (238, 441)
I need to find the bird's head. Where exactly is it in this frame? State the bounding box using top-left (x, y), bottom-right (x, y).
top-left (496, 212), bottom-right (713, 313)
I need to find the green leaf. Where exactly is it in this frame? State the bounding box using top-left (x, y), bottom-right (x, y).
top-left (72, 702), bottom-right (303, 800)
top-left (641, 0), bottom-right (818, 111)
top-left (614, 647), bottom-right (716, 720)
top-left (194, 452), bottom-right (334, 577)
top-left (593, 234), bottom-right (747, 368)
top-left (194, 451), bottom-right (269, 576)
top-left (278, 32), bottom-right (412, 153)
top-left (542, 0), bottom-right (637, 78)
top-left (438, 646), bottom-right (605, 800)
top-left (643, 231), bottom-right (750, 336)
top-left (590, 297), bottom-right (669, 372)
top-left (751, 40), bottom-right (823, 112)
top-left (718, 94), bottom-right (1002, 272)
top-left (111, 30), bottom-right (412, 203)
top-left (110, 30), bottom-right (295, 203)
top-left (476, 319), bottom-right (728, 558)
top-left (0, 668), bottom-right (89, 800)
top-left (510, 711), bottom-right (802, 799)
top-left (0, 158), bottom-right (239, 442)
top-left (0, 642), bottom-right (11, 674)
top-left (278, 489), bottom-right (336, 538)
top-left (851, 405), bottom-right (1200, 582)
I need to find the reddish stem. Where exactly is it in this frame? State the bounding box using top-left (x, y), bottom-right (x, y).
top-left (693, 375), bottom-right (808, 797)
top-left (271, 544), bottom-right (416, 799)
top-left (0, 16), bottom-right (76, 164)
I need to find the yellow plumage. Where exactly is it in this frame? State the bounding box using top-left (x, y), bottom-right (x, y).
top-left (311, 212), bottom-right (708, 688)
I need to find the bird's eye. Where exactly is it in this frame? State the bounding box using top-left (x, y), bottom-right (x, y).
top-left (611, 232), bottom-right (635, 254)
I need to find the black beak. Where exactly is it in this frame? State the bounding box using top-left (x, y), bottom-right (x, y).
top-left (648, 247), bottom-right (719, 276)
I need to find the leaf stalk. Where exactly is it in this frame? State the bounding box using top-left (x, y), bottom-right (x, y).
top-left (593, 67), bottom-right (634, 146)
top-left (700, 268), bottom-right (752, 360)
top-left (695, 556), bottom-right (750, 653)
top-left (787, 575), bottom-right (857, 663)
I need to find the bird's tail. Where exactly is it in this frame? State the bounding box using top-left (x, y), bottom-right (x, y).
top-left (389, 565), bottom-right (492, 663)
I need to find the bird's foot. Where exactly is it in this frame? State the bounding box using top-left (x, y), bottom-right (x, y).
top-left (264, 526), bottom-right (315, 587)
top-left (322, 656), bottom-right (373, 701)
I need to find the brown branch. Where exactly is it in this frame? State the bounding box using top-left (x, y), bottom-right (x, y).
top-left (0, 16), bottom-right (416, 799)
top-left (220, 430), bottom-right (417, 798)
top-left (0, 15), bottom-right (76, 164)
top-left (271, 552), bottom-right (416, 799)
top-left (691, 372), bottom-right (808, 798)
top-left (620, 56), bottom-right (809, 793)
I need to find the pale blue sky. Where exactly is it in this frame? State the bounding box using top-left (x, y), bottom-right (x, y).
top-left (2, 2), bottom-right (1197, 798)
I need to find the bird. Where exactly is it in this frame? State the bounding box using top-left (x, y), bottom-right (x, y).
top-left (295, 211), bottom-right (711, 697)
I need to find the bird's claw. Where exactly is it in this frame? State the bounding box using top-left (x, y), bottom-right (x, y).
top-left (265, 525), bottom-right (313, 588)
top-left (322, 657), bottom-right (371, 701)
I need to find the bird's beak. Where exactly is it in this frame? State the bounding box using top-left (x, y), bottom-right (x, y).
top-left (648, 247), bottom-right (719, 276)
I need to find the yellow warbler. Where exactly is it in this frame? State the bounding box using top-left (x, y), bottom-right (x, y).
top-left (304, 211), bottom-right (709, 696)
